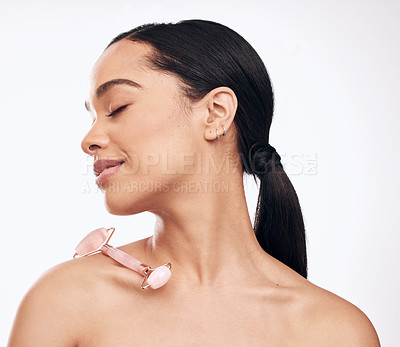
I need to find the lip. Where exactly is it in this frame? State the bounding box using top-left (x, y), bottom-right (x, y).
top-left (94, 159), bottom-right (125, 187)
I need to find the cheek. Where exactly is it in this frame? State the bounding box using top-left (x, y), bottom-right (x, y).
top-left (107, 106), bottom-right (194, 198)
top-left (102, 112), bottom-right (194, 215)
top-left (114, 102), bottom-right (190, 157)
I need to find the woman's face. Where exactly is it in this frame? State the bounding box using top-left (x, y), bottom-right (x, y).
top-left (81, 40), bottom-right (200, 215)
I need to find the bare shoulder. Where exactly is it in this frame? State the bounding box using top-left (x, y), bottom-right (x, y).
top-left (296, 279), bottom-right (381, 346)
top-left (8, 256), bottom-right (98, 346)
top-left (8, 235), bottom-right (151, 346)
top-left (7, 240), bottom-right (146, 347)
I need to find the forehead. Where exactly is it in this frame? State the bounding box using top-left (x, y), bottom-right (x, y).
top-left (89, 40), bottom-right (153, 94)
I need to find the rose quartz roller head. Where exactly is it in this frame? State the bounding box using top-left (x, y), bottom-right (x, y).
top-left (73, 227), bottom-right (172, 289)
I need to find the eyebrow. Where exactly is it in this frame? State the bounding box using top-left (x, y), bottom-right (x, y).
top-left (84, 78), bottom-right (142, 111)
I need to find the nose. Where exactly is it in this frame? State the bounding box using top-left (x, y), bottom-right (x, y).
top-left (81, 126), bottom-right (109, 156)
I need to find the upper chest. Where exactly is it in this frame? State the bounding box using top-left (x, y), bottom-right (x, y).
top-left (79, 285), bottom-right (311, 347)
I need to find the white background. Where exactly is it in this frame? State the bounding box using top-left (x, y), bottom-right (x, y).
top-left (1, 0), bottom-right (399, 345)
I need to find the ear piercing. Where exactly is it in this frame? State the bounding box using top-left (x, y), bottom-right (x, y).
top-left (216, 125), bottom-right (227, 140)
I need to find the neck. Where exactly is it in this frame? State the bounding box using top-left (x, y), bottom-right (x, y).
top-left (143, 174), bottom-right (268, 289)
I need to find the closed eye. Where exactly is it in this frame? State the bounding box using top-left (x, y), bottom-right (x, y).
top-left (105, 104), bottom-right (129, 118)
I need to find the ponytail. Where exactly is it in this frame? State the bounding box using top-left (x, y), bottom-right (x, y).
top-left (248, 143), bottom-right (307, 278)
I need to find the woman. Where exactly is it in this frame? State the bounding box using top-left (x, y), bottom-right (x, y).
top-left (8, 20), bottom-right (380, 346)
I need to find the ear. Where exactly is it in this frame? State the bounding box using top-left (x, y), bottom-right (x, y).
top-left (203, 87), bottom-right (238, 141)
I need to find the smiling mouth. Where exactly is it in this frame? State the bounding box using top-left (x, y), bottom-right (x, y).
top-left (94, 159), bottom-right (125, 177)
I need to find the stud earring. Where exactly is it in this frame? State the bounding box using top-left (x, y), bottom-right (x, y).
top-left (222, 125), bottom-right (226, 136)
top-left (216, 129), bottom-right (220, 140)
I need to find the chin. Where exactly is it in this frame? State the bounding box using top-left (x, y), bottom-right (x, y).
top-left (103, 188), bottom-right (148, 216)
top-left (101, 175), bottom-right (171, 215)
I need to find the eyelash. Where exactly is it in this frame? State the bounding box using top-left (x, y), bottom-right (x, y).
top-left (105, 105), bottom-right (129, 118)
